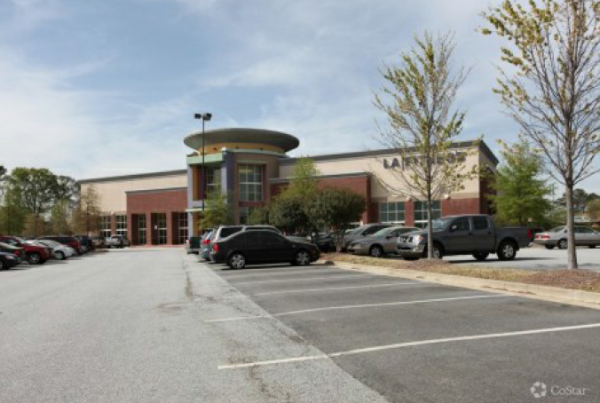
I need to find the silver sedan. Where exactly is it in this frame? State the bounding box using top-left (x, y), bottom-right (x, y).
top-left (347, 226), bottom-right (419, 257)
top-left (534, 226), bottom-right (600, 249)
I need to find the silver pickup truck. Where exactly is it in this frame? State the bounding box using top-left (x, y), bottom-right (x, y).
top-left (397, 214), bottom-right (531, 261)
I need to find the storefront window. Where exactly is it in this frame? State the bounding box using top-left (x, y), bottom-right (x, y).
top-left (239, 165), bottom-right (263, 202)
top-left (100, 216), bottom-right (112, 239)
top-left (116, 215), bottom-right (127, 237)
top-left (138, 214), bottom-right (147, 245)
top-left (157, 213), bottom-right (167, 245)
top-left (380, 202), bottom-right (405, 224)
top-left (206, 167), bottom-right (221, 194)
top-left (414, 200), bottom-right (442, 228)
top-left (178, 213), bottom-right (188, 244)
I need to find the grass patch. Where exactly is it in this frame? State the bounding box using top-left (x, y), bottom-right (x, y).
top-left (322, 253), bottom-right (600, 293)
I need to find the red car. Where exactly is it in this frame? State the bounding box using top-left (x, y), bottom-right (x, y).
top-left (0, 236), bottom-right (52, 264)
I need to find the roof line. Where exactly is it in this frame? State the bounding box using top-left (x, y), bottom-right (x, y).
top-left (280, 140), bottom-right (499, 166)
top-left (79, 169), bottom-right (187, 184)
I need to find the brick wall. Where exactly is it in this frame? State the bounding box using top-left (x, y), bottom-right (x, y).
top-left (441, 198), bottom-right (481, 216)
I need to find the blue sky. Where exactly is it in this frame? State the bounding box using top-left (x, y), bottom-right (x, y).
top-left (0, 0), bottom-right (598, 193)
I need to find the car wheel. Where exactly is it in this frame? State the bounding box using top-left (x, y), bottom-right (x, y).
top-left (473, 252), bottom-right (489, 261)
top-left (228, 253), bottom-right (246, 270)
top-left (558, 239), bottom-right (568, 250)
top-left (294, 250), bottom-right (311, 266)
top-left (544, 245), bottom-right (555, 250)
top-left (498, 241), bottom-right (517, 261)
top-left (369, 245), bottom-right (384, 258)
top-left (28, 253), bottom-right (41, 265)
top-left (589, 245), bottom-right (597, 249)
top-left (56, 251), bottom-right (65, 260)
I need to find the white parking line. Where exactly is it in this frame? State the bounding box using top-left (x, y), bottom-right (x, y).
top-left (204, 294), bottom-right (506, 323)
top-left (219, 322), bottom-right (600, 370)
top-left (218, 268), bottom-right (345, 281)
top-left (232, 274), bottom-right (371, 286)
top-left (252, 282), bottom-right (427, 296)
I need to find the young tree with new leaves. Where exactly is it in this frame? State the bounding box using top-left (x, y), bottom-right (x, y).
top-left (482, 0), bottom-right (600, 269)
top-left (374, 31), bottom-right (475, 259)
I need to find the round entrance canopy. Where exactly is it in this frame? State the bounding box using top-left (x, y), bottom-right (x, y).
top-left (183, 128), bottom-right (300, 153)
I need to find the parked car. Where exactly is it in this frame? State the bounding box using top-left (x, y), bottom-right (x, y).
top-left (0, 236), bottom-right (51, 264)
top-left (35, 239), bottom-right (76, 260)
top-left (200, 230), bottom-right (215, 261)
top-left (75, 235), bottom-right (94, 253)
top-left (186, 236), bottom-right (202, 255)
top-left (210, 230), bottom-right (321, 269)
top-left (534, 226), bottom-right (600, 249)
top-left (341, 224), bottom-right (391, 252)
top-left (348, 226), bottom-right (419, 257)
top-left (0, 251), bottom-right (21, 270)
top-left (310, 232), bottom-right (336, 253)
top-left (105, 235), bottom-right (131, 248)
top-left (0, 241), bottom-right (24, 259)
top-left (38, 236), bottom-right (83, 255)
top-left (209, 225), bottom-right (283, 260)
top-left (397, 214), bottom-right (531, 261)
top-left (90, 236), bottom-right (105, 249)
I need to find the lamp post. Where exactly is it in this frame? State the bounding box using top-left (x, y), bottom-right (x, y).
top-left (193, 113), bottom-right (212, 214)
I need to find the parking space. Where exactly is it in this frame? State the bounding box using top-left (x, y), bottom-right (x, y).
top-left (208, 262), bottom-right (600, 403)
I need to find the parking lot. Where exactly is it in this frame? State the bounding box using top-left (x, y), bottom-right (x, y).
top-left (209, 262), bottom-right (600, 403)
top-left (445, 245), bottom-right (600, 271)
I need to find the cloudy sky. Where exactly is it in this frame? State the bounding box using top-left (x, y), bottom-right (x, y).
top-left (0, 0), bottom-right (598, 192)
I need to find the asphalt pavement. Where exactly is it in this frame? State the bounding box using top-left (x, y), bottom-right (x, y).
top-left (210, 259), bottom-right (600, 403)
top-left (445, 244), bottom-right (600, 271)
top-left (2, 249), bottom-right (599, 403)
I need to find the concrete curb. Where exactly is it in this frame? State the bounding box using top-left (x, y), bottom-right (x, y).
top-left (319, 260), bottom-right (600, 311)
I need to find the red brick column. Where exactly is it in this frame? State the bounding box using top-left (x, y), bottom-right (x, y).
top-left (127, 214), bottom-right (134, 243)
top-left (405, 200), bottom-right (415, 226)
top-left (110, 215), bottom-right (116, 237)
top-left (166, 212), bottom-right (173, 245)
top-left (146, 213), bottom-right (153, 245)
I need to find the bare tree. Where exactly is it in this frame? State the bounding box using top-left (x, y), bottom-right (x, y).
top-left (482, 0), bottom-right (600, 269)
top-left (374, 31), bottom-right (475, 259)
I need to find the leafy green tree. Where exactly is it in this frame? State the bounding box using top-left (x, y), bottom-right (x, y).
top-left (4, 168), bottom-right (59, 218)
top-left (247, 206), bottom-right (270, 225)
top-left (286, 157), bottom-right (320, 198)
top-left (588, 199), bottom-right (600, 222)
top-left (72, 186), bottom-right (102, 235)
top-left (0, 165), bottom-right (6, 181)
top-left (50, 199), bottom-right (72, 235)
top-left (374, 31), bottom-right (475, 259)
top-left (306, 187), bottom-right (366, 251)
top-left (200, 188), bottom-right (232, 230)
top-left (268, 195), bottom-right (311, 234)
top-left (482, 0), bottom-right (600, 269)
top-left (555, 189), bottom-right (600, 213)
top-left (490, 138), bottom-right (552, 226)
top-left (0, 188), bottom-right (27, 235)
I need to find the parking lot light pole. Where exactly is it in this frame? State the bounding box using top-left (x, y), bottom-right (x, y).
top-left (194, 113), bottom-right (212, 216)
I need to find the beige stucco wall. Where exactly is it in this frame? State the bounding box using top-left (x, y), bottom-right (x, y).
top-left (81, 173), bottom-right (187, 214)
top-left (280, 145), bottom-right (483, 200)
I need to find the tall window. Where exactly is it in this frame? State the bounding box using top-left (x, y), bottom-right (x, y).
top-left (380, 202), bottom-right (405, 224)
top-left (414, 200), bottom-right (442, 228)
top-left (157, 214), bottom-right (167, 245)
top-left (138, 214), bottom-right (147, 245)
top-left (178, 213), bottom-right (188, 244)
top-left (206, 167), bottom-right (221, 194)
top-left (116, 215), bottom-right (127, 237)
top-left (239, 164), bottom-right (263, 202)
top-left (101, 216), bottom-right (112, 239)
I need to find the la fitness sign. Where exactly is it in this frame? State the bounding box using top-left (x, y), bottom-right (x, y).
top-left (383, 152), bottom-right (467, 170)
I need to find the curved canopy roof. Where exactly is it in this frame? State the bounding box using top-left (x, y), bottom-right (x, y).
top-left (183, 128), bottom-right (299, 153)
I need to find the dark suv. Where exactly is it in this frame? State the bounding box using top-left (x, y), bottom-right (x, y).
top-left (210, 230), bottom-right (320, 269)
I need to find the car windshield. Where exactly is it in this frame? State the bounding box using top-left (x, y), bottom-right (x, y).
top-left (549, 226), bottom-right (565, 233)
top-left (431, 218), bottom-right (454, 231)
top-left (372, 227), bottom-right (396, 237)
